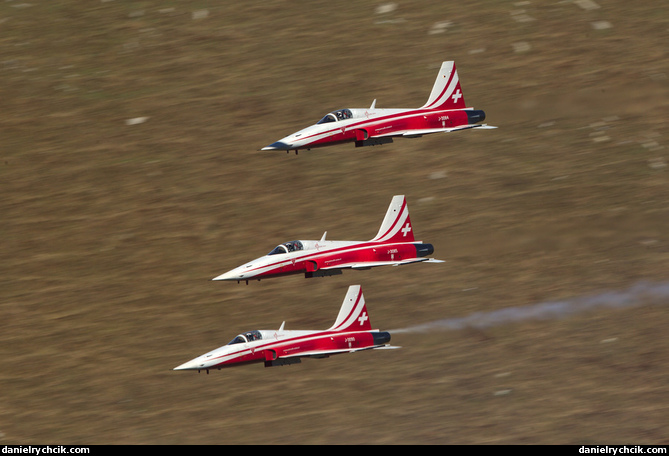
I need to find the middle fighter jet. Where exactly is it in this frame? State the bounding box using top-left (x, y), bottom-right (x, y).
top-left (213, 195), bottom-right (444, 284)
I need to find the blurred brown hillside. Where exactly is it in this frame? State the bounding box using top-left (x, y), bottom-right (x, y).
top-left (1, 0), bottom-right (668, 444)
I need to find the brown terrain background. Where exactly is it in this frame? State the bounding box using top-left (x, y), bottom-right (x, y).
top-left (2, 0), bottom-right (668, 445)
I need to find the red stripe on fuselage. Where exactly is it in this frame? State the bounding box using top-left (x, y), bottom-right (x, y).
top-left (240, 240), bottom-right (420, 277)
top-left (207, 330), bottom-right (375, 368)
top-left (297, 107), bottom-right (468, 146)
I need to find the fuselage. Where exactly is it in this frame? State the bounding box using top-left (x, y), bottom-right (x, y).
top-left (262, 106), bottom-right (484, 151)
top-left (213, 238), bottom-right (434, 282)
top-left (175, 284), bottom-right (395, 372)
top-left (173, 328), bottom-right (388, 371)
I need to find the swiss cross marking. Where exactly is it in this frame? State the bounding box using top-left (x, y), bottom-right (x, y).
top-left (401, 222), bottom-right (412, 237)
top-left (358, 312), bottom-right (369, 326)
top-left (452, 89), bottom-right (462, 103)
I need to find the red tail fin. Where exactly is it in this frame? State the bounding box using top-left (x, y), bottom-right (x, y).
top-left (371, 195), bottom-right (414, 243)
top-left (328, 285), bottom-right (372, 332)
top-left (420, 61), bottom-right (466, 110)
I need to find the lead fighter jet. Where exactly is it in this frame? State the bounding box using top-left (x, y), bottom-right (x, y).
top-left (174, 285), bottom-right (399, 372)
top-left (213, 195), bottom-right (444, 284)
top-left (261, 61), bottom-right (495, 154)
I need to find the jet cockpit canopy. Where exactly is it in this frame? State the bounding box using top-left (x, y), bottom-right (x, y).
top-left (227, 330), bottom-right (262, 345)
top-left (268, 240), bottom-right (303, 255)
top-left (317, 108), bottom-right (353, 124)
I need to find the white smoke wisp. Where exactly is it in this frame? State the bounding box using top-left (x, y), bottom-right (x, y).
top-left (390, 281), bottom-right (669, 334)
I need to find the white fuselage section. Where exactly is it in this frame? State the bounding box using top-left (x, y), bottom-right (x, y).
top-left (174, 329), bottom-right (314, 371)
top-left (278, 108), bottom-right (406, 149)
top-left (213, 239), bottom-right (361, 281)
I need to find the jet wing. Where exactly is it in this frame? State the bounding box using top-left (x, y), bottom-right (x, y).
top-left (320, 257), bottom-right (444, 270)
top-left (279, 344), bottom-right (401, 359)
top-left (372, 123), bottom-right (497, 138)
top-left (403, 124), bottom-right (497, 136)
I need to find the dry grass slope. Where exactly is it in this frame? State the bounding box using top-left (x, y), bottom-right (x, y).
top-left (2, 0), bottom-right (668, 444)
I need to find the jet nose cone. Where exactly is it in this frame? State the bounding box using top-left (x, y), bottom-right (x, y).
top-left (261, 141), bottom-right (291, 151)
top-left (173, 359), bottom-right (201, 371)
top-left (212, 270), bottom-right (239, 281)
top-left (212, 265), bottom-right (251, 281)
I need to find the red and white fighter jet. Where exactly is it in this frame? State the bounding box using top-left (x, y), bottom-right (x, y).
top-left (174, 285), bottom-right (399, 372)
top-left (213, 195), bottom-right (444, 284)
top-left (261, 61), bottom-right (495, 154)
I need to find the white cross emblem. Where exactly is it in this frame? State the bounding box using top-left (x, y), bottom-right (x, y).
top-left (452, 89), bottom-right (462, 103)
top-left (401, 222), bottom-right (412, 237)
top-left (358, 312), bottom-right (368, 326)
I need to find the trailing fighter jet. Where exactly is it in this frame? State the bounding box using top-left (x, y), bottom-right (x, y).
top-left (261, 61), bottom-right (495, 154)
top-left (174, 285), bottom-right (399, 372)
top-left (213, 195), bottom-right (444, 284)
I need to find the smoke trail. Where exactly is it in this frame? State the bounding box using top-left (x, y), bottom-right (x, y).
top-left (390, 281), bottom-right (669, 334)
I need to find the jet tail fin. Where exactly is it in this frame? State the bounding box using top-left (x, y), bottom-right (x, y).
top-left (371, 195), bottom-right (415, 242)
top-left (328, 285), bottom-right (372, 332)
top-left (420, 61), bottom-right (466, 110)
